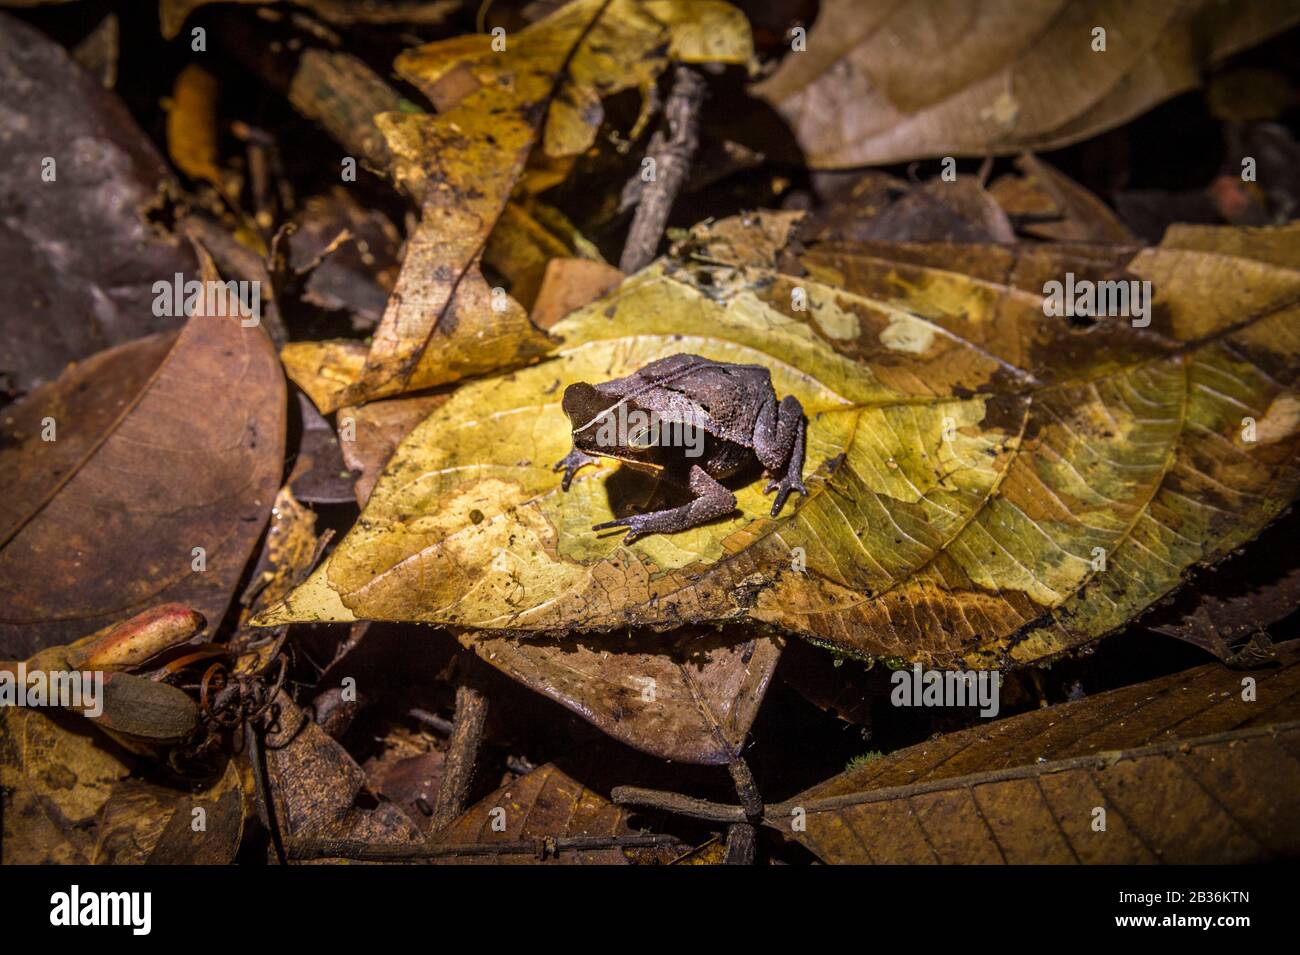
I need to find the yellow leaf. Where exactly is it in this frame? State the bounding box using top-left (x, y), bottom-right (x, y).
top-left (256, 220), bottom-right (1300, 669)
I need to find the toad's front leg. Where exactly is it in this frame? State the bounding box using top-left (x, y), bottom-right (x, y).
top-left (593, 464), bottom-right (737, 543)
top-left (754, 394), bottom-right (808, 516)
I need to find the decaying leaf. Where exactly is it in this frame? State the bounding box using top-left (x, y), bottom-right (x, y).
top-left (335, 0), bottom-right (753, 409)
top-left (266, 691), bottom-right (422, 857)
top-left (432, 755), bottom-right (669, 864)
top-left (770, 641), bottom-right (1300, 863)
top-left (461, 626), bottom-right (781, 764)
top-left (258, 217), bottom-right (1300, 672)
top-left (754, 0), bottom-right (1300, 168)
top-left (0, 300), bottom-right (285, 658)
top-left (0, 13), bottom-right (195, 394)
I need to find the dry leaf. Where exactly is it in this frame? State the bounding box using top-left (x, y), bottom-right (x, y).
top-left (530, 257), bottom-right (626, 330)
top-left (770, 641), bottom-right (1300, 863)
top-left (0, 13), bottom-right (194, 394)
top-left (432, 755), bottom-right (662, 864)
top-left (989, 154), bottom-right (1137, 244)
top-left (462, 625), bottom-right (781, 763)
top-left (754, 0), bottom-right (1300, 168)
top-left (337, 0), bottom-right (753, 408)
top-left (0, 298), bottom-right (285, 658)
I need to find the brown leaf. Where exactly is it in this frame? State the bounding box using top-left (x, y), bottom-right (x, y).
top-left (755, 0), bottom-right (1300, 168)
top-left (531, 257), bottom-right (627, 329)
top-left (0, 305), bottom-right (285, 659)
top-left (989, 154), bottom-right (1137, 244)
top-left (772, 641), bottom-right (1300, 863)
top-left (289, 392), bottom-right (356, 505)
top-left (266, 691), bottom-right (421, 856)
top-left (337, 393), bottom-right (451, 505)
top-left (462, 625), bottom-right (782, 764)
top-left (804, 173), bottom-right (1016, 244)
top-left (92, 759), bottom-right (245, 864)
top-left (433, 756), bottom-right (656, 864)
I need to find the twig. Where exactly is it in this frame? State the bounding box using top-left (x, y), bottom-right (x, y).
top-left (619, 65), bottom-right (706, 273)
top-left (728, 757), bottom-right (763, 820)
top-left (408, 706), bottom-right (455, 735)
top-left (723, 823), bottom-right (756, 865)
top-left (611, 785), bottom-right (747, 823)
top-left (286, 832), bottom-right (683, 862)
top-left (429, 654), bottom-right (491, 832)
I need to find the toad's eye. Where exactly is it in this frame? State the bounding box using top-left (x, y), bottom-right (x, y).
top-left (627, 426), bottom-right (656, 449)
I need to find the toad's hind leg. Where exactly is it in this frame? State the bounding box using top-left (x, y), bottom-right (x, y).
top-left (754, 395), bottom-right (807, 516)
top-left (593, 464), bottom-right (736, 543)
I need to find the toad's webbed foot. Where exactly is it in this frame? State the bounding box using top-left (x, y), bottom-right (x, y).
top-left (593, 465), bottom-right (736, 543)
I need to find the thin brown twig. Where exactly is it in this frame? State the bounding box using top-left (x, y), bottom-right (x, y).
top-left (619, 65), bottom-right (706, 273)
top-left (429, 653), bottom-right (491, 832)
top-left (286, 832), bottom-right (683, 862)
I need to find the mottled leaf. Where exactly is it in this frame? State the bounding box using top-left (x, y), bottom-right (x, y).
top-left (336, 0), bottom-right (752, 408)
top-left (258, 220), bottom-right (1300, 671)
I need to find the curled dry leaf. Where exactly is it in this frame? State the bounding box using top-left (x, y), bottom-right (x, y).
top-left (0, 13), bottom-right (194, 394)
top-left (335, 0), bottom-right (753, 409)
top-left (754, 0), bottom-right (1300, 168)
top-left (266, 691), bottom-right (422, 857)
top-left (0, 300), bottom-right (286, 659)
top-left (259, 217), bottom-right (1300, 672)
top-left (770, 641), bottom-right (1300, 863)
